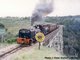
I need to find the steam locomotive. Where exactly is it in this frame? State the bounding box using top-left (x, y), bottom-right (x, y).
top-left (17, 24), bottom-right (59, 45)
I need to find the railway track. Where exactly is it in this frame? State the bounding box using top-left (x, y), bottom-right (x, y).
top-left (0, 45), bottom-right (23, 60)
top-left (0, 43), bottom-right (37, 60)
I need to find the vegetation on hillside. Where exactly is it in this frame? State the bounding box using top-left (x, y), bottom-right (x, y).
top-left (45, 15), bottom-right (80, 57)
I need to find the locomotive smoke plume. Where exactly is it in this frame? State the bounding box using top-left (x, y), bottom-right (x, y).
top-left (31, 0), bottom-right (53, 26)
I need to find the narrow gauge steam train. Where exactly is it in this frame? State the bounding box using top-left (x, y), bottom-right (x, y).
top-left (17, 24), bottom-right (59, 45)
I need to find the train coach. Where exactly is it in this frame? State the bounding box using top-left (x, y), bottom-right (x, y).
top-left (34, 24), bottom-right (59, 35)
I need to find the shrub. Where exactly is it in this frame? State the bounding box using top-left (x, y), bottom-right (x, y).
top-left (5, 38), bottom-right (16, 44)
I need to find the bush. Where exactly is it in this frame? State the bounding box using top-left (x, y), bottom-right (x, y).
top-left (5, 38), bottom-right (16, 44)
top-left (0, 23), bottom-right (5, 28)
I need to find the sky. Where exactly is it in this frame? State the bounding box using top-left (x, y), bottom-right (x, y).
top-left (0, 0), bottom-right (80, 17)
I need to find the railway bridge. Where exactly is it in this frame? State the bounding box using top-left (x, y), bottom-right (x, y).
top-left (42, 25), bottom-right (63, 54)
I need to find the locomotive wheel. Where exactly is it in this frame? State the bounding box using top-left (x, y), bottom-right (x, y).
top-left (29, 40), bottom-right (32, 46)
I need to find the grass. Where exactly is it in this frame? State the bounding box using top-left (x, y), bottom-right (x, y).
top-left (12, 46), bottom-right (66, 60)
top-left (0, 42), bottom-right (15, 49)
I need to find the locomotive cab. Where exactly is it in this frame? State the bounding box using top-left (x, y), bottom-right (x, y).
top-left (17, 29), bottom-right (32, 45)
